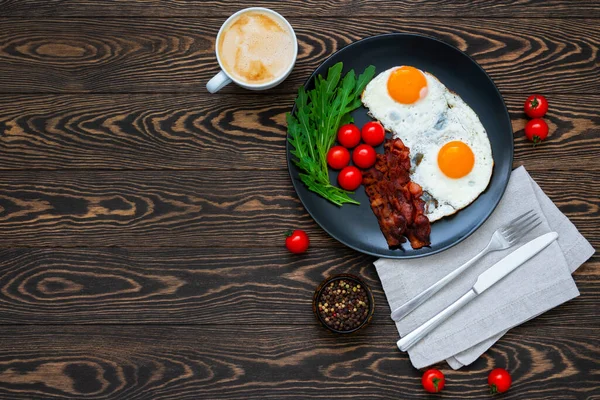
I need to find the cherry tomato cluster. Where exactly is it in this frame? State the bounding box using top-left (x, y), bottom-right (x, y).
top-left (422, 368), bottom-right (511, 395)
top-left (523, 95), bottom-right (549, 146)
top-left (328, 122), bottom-right (386, 191)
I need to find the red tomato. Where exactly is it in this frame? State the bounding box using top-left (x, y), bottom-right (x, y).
top-left (352, 144), bottom-right (377, 169)
top-left (488, 368), bottom-right (512, 394)
top-left (285, 230), bottom-right (309, 254)
top-left (524, 94), bottom-right (548, 118)
top-left (422, 369), bottom-right (445, 393)
top-left (327, 146), bottom-right (350, 170)
top-left (361, 121), bottom-right (385, 146)
top-left (524, 118), bottom-right (549, 146)
top-left (338, 166), bottom-right (362, 191)
top-left (337, 124), bottom-right (361, 148)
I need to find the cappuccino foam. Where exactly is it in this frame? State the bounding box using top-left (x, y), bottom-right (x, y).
top-left (218, 11), bottom-right (294, 85)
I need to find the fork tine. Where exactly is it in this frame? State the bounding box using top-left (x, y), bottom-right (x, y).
top-left (506, 219), bottom-right (542, 242)
top-left (503, 213), bottom-right (538, 236)
top-left (500, 210), bottom-right (534, 234)
top-left (506, 215), bottom-right (540, 236)
top-left (507, 221), bottom-right (542, 243)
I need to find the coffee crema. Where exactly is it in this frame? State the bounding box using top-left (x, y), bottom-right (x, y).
top-left (218, 11), bottom-right (294, 85)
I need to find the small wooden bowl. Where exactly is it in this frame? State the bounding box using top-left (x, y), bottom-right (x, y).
top-left (313, 273), bottom-right (374, 334)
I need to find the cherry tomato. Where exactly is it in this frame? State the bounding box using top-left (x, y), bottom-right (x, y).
top-left (488, 368), bottom-right (512, 394)
top-left (361, 121), bottom-right (385, 146)
top-left (337, 124), bottom-right (361, 148)
top-left (285, 230), bottom-right (309, 254)
top-left (338, 166), bottom-right (362, 191)
top-left (524, 94), bottom-right (548, 118)
top-left (422, 369), bottom-right (445, 393)
top-left (326, 146), bottom-right (351, 170)
top-left (352, 144), bottom-right (377, 169)
top-left (524, 118), bottom-right (549, 146)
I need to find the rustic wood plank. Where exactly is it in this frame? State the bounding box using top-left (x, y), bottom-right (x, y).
top-left (0, 247), bottom-right (596, 325)
top-left (0, 325), bottom-right (597, 399)
top-left (1, 0), bottom-right (599, 17)
top-left (0, 18), bottom-right (597, 93)
top-left (0, 94), bottom-right (597, 170)
top-left (0, 169), bottom-right (595, 248)
top-left (0, 247), bottom-right (376, 324)
top-left (0, 169), bottom-right (331, 247)
top-left (0, 93), bottom-right (291, 170)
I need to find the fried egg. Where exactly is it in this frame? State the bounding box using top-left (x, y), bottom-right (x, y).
top-left (361, 66), bottom-right (447, 142)
top-left (411, 91), bottom-right (493, 221)
top-left (361, 66), bottom-right (493, 222)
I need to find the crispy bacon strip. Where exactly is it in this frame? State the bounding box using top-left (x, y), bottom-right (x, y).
top-left (363, 139), bottom-right (431, 249)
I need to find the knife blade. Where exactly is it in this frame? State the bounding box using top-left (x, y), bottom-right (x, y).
top-left (473, 231), bottom-right (558, 294)
top-left (397, 231), bottom-right (559, 352)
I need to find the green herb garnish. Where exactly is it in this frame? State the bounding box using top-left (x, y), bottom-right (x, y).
top-left (287, 62), bottom-right (376, 206)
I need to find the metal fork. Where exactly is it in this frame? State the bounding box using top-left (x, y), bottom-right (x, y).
top-left (390, 210), bottom-right (542, 322)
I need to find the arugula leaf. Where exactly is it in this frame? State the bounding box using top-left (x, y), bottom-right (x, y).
top-left (287, 62), bottom-right (376, 206)
top-left (355, 65), bottom-right (376, 94)
top-left (324, 63), bottom-right (343, 91)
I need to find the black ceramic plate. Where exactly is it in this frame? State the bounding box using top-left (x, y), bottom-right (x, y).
top-left (287, 33), bottom-right (513, 258)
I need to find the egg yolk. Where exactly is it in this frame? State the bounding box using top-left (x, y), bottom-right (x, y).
top-left (438, 141), bottom-right (475, 179)
top-left (387, 66), bottom-right (428, 104)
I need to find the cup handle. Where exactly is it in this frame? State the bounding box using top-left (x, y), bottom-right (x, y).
top-left (206, 70), bottom-right (232, 93)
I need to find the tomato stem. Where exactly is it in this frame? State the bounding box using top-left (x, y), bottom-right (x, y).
top-left (432, 377), bottom-right (441, 392)
top-left (530, 96), bottom-right (539, 108)
top-left (490, 383), bottom-right (498, 394)
top-left (284, 230), bottom-right (293, 237)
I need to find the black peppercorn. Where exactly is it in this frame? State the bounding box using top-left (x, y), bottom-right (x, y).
top-left (317, 278), bottom-right (370, 332)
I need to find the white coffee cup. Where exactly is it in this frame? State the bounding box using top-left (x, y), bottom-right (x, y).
top-left (206, 7), bottom-right (298, 93)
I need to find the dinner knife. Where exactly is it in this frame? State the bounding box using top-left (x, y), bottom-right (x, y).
top-left (396, 231), bottom-right (558, 352)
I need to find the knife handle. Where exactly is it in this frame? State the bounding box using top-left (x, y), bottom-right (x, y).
top-left (397, 289), bottom-right (477, 352)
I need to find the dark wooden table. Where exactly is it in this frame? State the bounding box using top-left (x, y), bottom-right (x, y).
top-left (0, 1), bottom-right (598, 399)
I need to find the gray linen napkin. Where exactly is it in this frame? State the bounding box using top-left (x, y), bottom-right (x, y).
top-left (374, 166), bottom-right (594, 369)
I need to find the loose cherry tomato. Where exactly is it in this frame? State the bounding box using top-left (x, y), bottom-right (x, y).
top-left (524, 118), bottom-right (549, 146)
top-left (285, 230), bottom-right (309, 254)
top-left (326, 146), bottom-right (351, 170)
top-left (524, 94), bottom-right (548, 118)
top-left (337, 166), bottom-right (362, 191)
top-left (337, 124), bottom-right (361, 148)
top-left (361, 121), bottom-right (385, 146)
top-left (422, 369), bottom-right (445, 393)
top-left (488, 368), bottom-right (512, 394)
top-left (352, 144), bottom-right (377, 169)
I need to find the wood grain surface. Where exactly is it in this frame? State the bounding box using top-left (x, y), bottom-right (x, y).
top-left (0, 94), bottom-right (597, 170)
top-left (1, 0), bottom-right (599, 17)
top-left (0, 0), bottom-right (598, 399)
top-left (0, 247), bottom-right (597, 325)
top-left (0, 325), bottom-right (598, 400)
top-left (0, 169), bottom-right (595, 248)
top-left (0, 18), bottom-right (598, 93)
